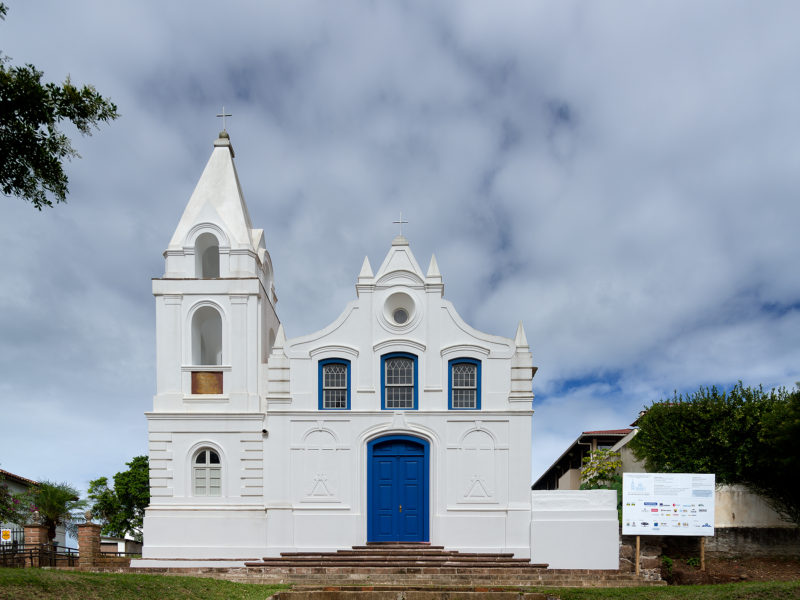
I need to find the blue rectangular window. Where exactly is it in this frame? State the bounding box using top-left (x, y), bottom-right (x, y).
top-left (448, 358), bottom-right (481, 410)
top-left (381, 352), bottom-right (418, 410)
top-left (318, 358), bottom-right (350, 410)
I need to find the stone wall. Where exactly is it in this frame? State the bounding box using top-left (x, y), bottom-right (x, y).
top-left (681, 527), bottom-right (800, 557)
top-left (620, 525), bottom-right (800, 576)
top-left (619, 535), bottom-right (662, 581)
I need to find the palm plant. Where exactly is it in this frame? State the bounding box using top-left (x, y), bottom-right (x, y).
top-left (25, 481), bottom-right (88, 543)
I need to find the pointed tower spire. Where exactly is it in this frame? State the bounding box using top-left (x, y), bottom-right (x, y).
top-left (165, 131), bottom-right (256, 263)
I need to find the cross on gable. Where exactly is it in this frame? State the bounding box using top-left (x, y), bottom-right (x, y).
top-left (393, 211), bottom-right (409, 236)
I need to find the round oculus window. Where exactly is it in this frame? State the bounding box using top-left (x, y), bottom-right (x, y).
top-left (383, 291), bottom-right (417, 328)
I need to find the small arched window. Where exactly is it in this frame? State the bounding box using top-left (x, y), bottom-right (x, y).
top-left (193, 448), bottom-right (221, 496)
top-left (195, 233), bottom-right (220, 279)
top-left (191, 306), bottom-right (222, 365)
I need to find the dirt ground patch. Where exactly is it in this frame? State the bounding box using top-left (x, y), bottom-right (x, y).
top-left (663, 555), bottom-right (800, 585)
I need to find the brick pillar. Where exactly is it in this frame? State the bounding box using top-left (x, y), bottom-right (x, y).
top-left (23, 524), bottom-right (49, 567)
top-left (77, 523), bottom-right (101, 568)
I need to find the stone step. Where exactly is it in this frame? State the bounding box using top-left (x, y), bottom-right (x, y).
top-left (252, 559), bottom-right (544, 571)
top-left (273, 591), bottom-right (549, 600)
top-left (243, 571), bottom-right (647, 581)
top-left (273, 554), bottom-right (528, 562)
top-left (357, 544), bottom-right (444, 549)
top-left (283, 550), bottom-right (518, 559)
top-left (126, 542), bottom-right (666, 589)
top-left (107, 563), bottom-right (666, 588)
top-left (263, 553), bottom-right (530, 564)
top-left (233, 570), bottom-right (661, 585)
top-left (247, 544), bottom-right (543, 572)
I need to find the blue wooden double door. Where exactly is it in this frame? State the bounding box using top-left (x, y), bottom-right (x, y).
top-left (367, 435), bottom-right (430, 542)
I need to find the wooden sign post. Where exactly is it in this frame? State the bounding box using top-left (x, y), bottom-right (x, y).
top-left (700, 536), bottom-right (706, 571)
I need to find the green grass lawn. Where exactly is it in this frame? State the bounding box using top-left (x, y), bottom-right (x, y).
top-left (1, 568), bottom-right (799, 599)
top-left (541, 580), bottom-right (800, 600)
top-left (0, 567), bottom-right (289, 600)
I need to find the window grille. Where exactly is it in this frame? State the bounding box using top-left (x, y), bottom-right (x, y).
top-left (385, 357), bottom-right (414, 409)
top-left (451, 362), bottom-right (477, 408)
top-left (322, 363), bottom-right (348, 409)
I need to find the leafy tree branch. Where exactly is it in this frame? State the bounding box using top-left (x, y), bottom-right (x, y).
top-left (0, 2), bottom-right (118, 209)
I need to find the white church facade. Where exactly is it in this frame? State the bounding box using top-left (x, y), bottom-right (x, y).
top-left (141, 131), bottom-right (539, 561)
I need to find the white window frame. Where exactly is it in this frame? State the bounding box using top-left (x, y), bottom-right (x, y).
top-left (193, 448), bottom-right (222, 497)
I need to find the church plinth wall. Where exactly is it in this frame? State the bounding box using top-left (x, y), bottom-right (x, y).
top-left (142, 409), bottom-right (532, 559)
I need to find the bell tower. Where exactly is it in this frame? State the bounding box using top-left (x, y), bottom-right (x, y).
top-left (152, 130), bottom-right (279, 412)
top-left (143, 131), bottom-right (280, 550)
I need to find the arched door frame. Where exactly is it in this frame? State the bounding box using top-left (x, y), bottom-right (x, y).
top-left (366, 434), bottom-right (430, 542)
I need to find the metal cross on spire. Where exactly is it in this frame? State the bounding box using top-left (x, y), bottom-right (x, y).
top-left (393, 211), bottom-right (409, 237)
top-left (216, 106), bottom-right (232, 131)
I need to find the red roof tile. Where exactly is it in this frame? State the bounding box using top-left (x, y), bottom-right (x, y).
top-left (581, 429), bottom-right (633, 435)
top-left (0, 468), bottom-right (39, 487)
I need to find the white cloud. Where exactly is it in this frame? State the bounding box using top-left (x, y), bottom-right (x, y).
top-left (1, 0), bottom-right (798, 493)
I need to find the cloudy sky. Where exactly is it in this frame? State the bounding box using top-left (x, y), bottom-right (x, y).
top-left (2, 1), bottom-right (799, 505)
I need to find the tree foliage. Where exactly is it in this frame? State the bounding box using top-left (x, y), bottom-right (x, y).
top-left (0, 472), bottom-right (26, 525)
top-left (0, 2), bottom-right (118, 209)
top-left (88, 456), bottom-right (149, 542)
top-left (580, 449), bottom-right (623, 521)
top-left (630, 382), bottom-right (800, 525)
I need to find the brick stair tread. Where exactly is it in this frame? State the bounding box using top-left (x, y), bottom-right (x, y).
top-left (358, 544), bottom-right (444, 549)
top-left (239, 576), bottom-right (664, 588)
top-left (257, 557), bottom-right (532, 565)
top-left (129, 543), bottom-right (666, 589)
top-left (273, 592), bottom-right (550, 599)
top-left (248, 545), bottom-right (538, 570)
top-left (239, 571), bottom-right (653, 581)
top-left (244, 570), bottom-right (638, 578)
top-left (276, 553), bottom-right (522, 561)
top-left (245, 559), bottom-right (546, 570)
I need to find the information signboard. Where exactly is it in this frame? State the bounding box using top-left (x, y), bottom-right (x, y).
top-left (622, 473), bottom-right (715, 536)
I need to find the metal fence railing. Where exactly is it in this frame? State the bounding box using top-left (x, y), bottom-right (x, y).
top-left (0, 527), bottom-right (25, 546)
top-left (0, 543), bottom-right (79, 568)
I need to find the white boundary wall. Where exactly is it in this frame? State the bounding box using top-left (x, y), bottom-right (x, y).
top-left (531, 490), bottom-right (619, 569)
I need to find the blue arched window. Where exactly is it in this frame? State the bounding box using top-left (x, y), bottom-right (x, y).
top-left (381, 352), bottom-right (418, 410)
top-left (318, 358), bottom-right (351, 410)
top-left (448, 358), bottom-right (481, 410)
